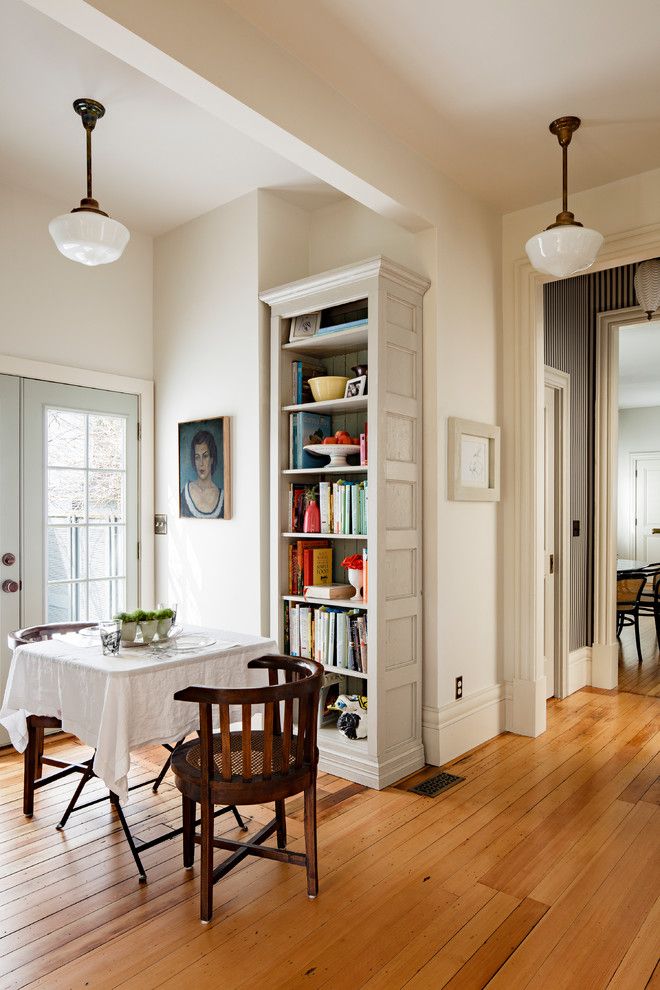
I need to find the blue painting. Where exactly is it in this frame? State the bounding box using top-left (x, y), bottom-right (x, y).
top-left (178, 417), bottom-right (230, 519)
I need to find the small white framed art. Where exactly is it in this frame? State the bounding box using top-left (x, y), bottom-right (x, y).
top-left (447, 417), bottom-right (500, 502)
top-left (289, 311), bottom-right (321, 341)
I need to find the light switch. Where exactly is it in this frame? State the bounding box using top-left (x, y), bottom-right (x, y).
top-left (154, 514), bottom-right (168, 535)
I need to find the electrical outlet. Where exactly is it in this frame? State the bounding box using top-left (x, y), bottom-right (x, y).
top-left (154, 514), bottom-right (168, 535)
top-left (455, 676), bottom-right (463, 700)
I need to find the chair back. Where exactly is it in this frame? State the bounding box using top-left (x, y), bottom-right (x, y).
top-left (8, 622), bottom-right (97, 650)
top-left (616, 573), bottom-right (646, 610)
top-left (174, 654), bottom-right (323, 786)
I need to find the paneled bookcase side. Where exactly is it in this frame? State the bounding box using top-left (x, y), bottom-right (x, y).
top-left (261, 257), bottom-right (429, 789)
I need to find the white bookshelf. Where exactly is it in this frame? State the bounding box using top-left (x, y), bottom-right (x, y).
top-left (261, 256), bottom-right (430, 789)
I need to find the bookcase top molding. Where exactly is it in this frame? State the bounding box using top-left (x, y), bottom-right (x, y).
top-left (259, 255), bottom-right (431, 311)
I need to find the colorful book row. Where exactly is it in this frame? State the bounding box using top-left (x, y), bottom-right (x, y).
top-left (285, 602), bottom-right (367, 672)
top-left (288, 481), bottom-right (368, 535)
top-left (287, 540), bottom-right (332, 596)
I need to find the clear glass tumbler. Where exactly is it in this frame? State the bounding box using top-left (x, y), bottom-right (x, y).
top-left (99, 620), bottom-right (121, 656)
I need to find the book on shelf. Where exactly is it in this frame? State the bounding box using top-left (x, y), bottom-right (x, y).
top-left (362, 548), bottom-right (368, 603)
top-left (285, 601), bottom-right (367, 672)
top-left (290, 357), bottom-right (327, 405)
top-left (303, 583), bottom-right (353, 599)
top-left (316, 317), bottom-right (368, 336)
top-left (360, 423), bottom-right (368, 466)
top-left (288, 539), bottom-right (331, 595)
top-left (288, 480), bottom-right (367, 535)
top-left (290, 412), bottom-right (332, 468)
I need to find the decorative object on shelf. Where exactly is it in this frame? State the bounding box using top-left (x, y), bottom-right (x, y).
top-left (178, 416), bottom-right (231, 519)
top-left (634, 259), bottom-right (660, 319)
top-left (351, 364), bottom-right (368, 394)
top-left (290, 312), bottom-right (321, 341)
top-left (303, 488), bottom-right (321, 533)
top-left (309, 375), bottom-right (348, 402)
top-left (49, 99), bottom-right (130, 266)
top-left (330, 694), bottom-right (368, 739)
top-left (341, 553), bottom-right (364, 601)
top-left (99, 620), bottom-right (121, 656)
top-left (525, 117), bottom-right (603, 278)
top-left (305, 443), bottom-right (361, 468)
top-left (447, 417), bottom-right (501, 502)
top-left (344, 375), bottom-right (367, 399)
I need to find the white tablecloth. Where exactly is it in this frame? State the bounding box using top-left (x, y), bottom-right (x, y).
top-left (0, 626), bottom-right (277, 801)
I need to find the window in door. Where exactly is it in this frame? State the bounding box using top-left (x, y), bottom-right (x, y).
top-left (46, 408), bottom-right (128, 622)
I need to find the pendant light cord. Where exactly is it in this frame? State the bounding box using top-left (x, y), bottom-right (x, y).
top-left (86, 124), bottom-right (93, 202)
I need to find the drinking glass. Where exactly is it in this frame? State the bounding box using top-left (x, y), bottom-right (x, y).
top-left (99, 620), bottom-right (121, 656)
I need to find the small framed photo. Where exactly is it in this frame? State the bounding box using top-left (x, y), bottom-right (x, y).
top-left (344, 375), bottom-right (367, 399)
top-left (289, 312), bottom-right (321, 341)
top-left (447, 417), bottom-right (500, 502)
top-left (179, 416), bottom-right (231, 519)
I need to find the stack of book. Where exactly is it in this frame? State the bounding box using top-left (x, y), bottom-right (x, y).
top-left (287, 540), bottom-right (332, 595)
top-left (290, 359), bottom-right (326, 404)
top-left (286, 602), bottom-right (367, 672)
top-left (288, 481), bottom-right (367, 535)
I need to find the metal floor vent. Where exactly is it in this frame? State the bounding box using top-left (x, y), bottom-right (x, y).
top-left (409, 771), bottom-right (465, 797)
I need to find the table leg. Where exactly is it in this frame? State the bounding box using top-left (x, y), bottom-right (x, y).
top-left (110, 791), bottom-right (147, 883)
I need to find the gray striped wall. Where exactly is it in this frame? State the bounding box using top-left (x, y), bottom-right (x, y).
top-left (544, 264), bottom-right (637, 651)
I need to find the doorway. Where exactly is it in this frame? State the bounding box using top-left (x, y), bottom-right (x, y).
top-left (0, 374), bottom-right (139, 742)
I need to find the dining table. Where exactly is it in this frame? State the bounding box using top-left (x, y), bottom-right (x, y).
top-left (0, 624), bottom-right (277, 880)
top-left (616, 558), bottom-right (645, 573)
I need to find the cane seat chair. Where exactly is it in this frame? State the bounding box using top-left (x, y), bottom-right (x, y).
top-left (8, 623), bottom-right (96, 816)
top-left (616, 573), bottom-right (647, 663)
top-left (171, 654), bottom-right (323, 923)
top-left (638, 563), bottom-right (660, 648)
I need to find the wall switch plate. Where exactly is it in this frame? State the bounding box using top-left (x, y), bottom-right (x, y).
top-left (455, 676), bottom-right (463, 700)
top-left (154, 514), bottom-right (168, 535)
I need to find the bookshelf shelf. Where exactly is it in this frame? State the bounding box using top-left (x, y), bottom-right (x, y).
top-left (281, 532), bottom-right (367, 540)
top-left (262, 256), bottom-right (429, 789)
top-left (283, 594), bottom-right (368, 609)
top-left (283, 325), bottom-right (368, 356)
top-left (282, 396), bottom-right (368, 416)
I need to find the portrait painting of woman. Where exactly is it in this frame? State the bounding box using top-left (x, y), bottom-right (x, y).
top-left (178, 417), bottom-right (231, 519)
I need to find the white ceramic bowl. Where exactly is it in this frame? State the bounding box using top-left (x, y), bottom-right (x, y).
top-left (304, 443), bottom-right (361, 467)
top-left (309, 376), bottom-right (349, 402)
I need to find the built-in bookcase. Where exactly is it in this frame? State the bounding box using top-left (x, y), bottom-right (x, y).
top-left (261, 257), bottom-right (430, 788)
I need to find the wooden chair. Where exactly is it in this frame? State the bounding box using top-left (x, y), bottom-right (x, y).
top-left (171, 654), bottom-right (323, 923)
top-left (8, 622), bottom-right (97, 816)
top-left (638, 563), bottom-right (660, 648)
top-left (616, 573), bottom-right (647, 663)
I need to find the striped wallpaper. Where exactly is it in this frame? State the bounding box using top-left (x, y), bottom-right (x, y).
top-left (544, 263), bottom-right (637, 651)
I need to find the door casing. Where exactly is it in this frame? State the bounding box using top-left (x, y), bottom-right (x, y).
top-left (544, 367), bottom-right (570, 701)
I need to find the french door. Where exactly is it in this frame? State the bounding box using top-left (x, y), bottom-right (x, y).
top-left (0, 375), bottom-right (139, 743)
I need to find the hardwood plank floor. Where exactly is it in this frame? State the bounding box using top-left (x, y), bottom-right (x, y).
top-left (618, 615), bottom-right (660, 697)
top-left (0, 689), bottom-right (657, 989)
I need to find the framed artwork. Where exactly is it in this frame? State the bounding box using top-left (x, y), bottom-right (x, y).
top-left (447, 417), bottom-right (500, 502)
top-left (289, 311), bottom-right (321, 341)
top-left (344, 375), bottom-right (367, 398)
top-left (178, 417), bottom-right (231, 519)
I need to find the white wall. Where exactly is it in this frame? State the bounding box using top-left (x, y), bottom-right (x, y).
top-left (617, 406), bottom-right (660, 557)
top-left (153, 192), bottom-right (264, 632)
top-left (0, 181), bottom-right (153, 379)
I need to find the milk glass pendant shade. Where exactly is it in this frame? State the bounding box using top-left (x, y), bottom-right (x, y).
top-left (633, 259), bottom-right (660, 319)
top-left (525, 117), bottom-right (602, 279)
top-left (49, 99), bottom-right (129, 266)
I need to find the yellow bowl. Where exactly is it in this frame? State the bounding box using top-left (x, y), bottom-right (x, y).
top-left (309, 376), bottom-right (348, 402)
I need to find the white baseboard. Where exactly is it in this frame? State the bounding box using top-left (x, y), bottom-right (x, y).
top-left (567, 646), bottom-right (592, 694)
top-left (422, 684), bottom-right (506, 768)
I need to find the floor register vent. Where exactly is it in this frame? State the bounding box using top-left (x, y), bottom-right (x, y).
top-left (409, 772), bottom-right (465, 797)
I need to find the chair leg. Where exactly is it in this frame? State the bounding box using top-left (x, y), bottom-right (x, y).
top-left (34, 726), bottom-right (44, 780)
top-left (182, 796), bottom-right (195, 869)
top-left (231, 805), bottom-right (248, 832)
top-left (634, 611), bottom-right (643, 663)
top-left (275, 799), bottom-right (287, 849)
top-left (23, 721), bottom-right (37, 817)
top-left (303, 782), bottom-right (318, 899)
top-left (200, 796), bottom-right (214, 923)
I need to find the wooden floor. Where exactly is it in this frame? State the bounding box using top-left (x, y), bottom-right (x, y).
top-left (618, 616), bottom-right (660, 697)
top-left (0, 688), bottom-right (658, 989)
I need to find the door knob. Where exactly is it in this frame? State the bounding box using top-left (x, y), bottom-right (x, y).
top-left (2, 553), bottom-right (16, 566)
top-left (2, 579), bottom-right (20, 593)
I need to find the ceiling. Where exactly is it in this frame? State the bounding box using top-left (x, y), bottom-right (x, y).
top-left (0, 0), bottom-right (343, 236)
top-left (226, 0), bottom-right (660, 213)
top-left (619, 322), bottom-right (660, 408)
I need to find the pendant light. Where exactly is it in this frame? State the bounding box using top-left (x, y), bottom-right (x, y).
top-left (49, 99), bottom-right (129, 266)
top-left (634, 259), bottom-right (660, 320)
top-left (525, 116), bottom-right (603, 279)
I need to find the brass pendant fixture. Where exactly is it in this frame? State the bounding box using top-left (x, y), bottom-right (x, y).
top-left (49, 99), bottom-right (130, 266)
top-left (525, 116), bottom-right (603, 279)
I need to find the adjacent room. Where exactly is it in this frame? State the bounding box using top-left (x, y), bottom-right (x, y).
top-left (0, 1), bottom-right (658, 987)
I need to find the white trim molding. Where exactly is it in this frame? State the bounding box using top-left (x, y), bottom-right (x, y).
top-left (505, 222), bottom-right (660, 734)
top-left (422, 684), bottom-right (506, 767)
top-left (568, 646), bottom-right (592, 695)
top-left (544, 366), bottom-right (571, 700)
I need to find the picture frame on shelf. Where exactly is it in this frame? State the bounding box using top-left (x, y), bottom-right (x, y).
top-left (289, 311), bottom-right (321, 341)
top-left (447, 416), bottom-right (500, 502)
top-left (178, 416), bottom-right (231, 519)
top-left (344, 375), bottom-right (367, 399)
